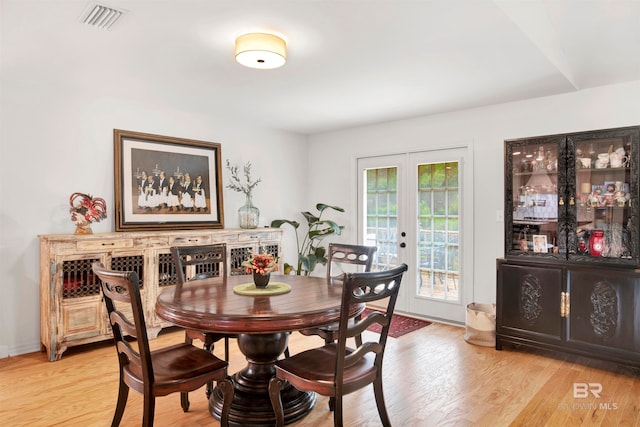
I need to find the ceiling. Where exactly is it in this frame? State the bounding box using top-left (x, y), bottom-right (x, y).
top-left (3, 0), bottom-right (640, 135)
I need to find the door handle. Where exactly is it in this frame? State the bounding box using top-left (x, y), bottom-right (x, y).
top-left (400, 242), bottom-right (406, 248)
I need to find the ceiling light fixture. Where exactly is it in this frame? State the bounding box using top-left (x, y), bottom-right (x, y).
top-left (235, 33), bottom-right (286, 69)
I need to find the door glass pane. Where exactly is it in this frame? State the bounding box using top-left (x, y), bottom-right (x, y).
top-left (418, 162), bottom-right (459, 301)
top-left (364, 167), bottom-right (398, 270)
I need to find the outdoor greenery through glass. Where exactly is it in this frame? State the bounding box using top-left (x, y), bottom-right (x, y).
top-left (366, 168), bottom-right (398, 271)
top-left (418, 162), bottom-right (460, 301)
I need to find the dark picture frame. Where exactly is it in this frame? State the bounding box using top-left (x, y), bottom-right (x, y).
top-left (114, 129), bottom-right (224, 231)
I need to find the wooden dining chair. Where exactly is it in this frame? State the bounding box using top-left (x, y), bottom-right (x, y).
top-left (171, 244), bottom-right (235, 360)
top-left (299, 243), bottom-right (377, 347)
top-left (269, 263), bottom-right (408, 427)
top-left (92, 262), bottom-right (234, 427)
top-left (171, 244), bottom-right (236, 400)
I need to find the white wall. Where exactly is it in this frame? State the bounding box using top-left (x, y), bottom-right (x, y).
top-left (0, 89), bottom-right (309, 357)
top-left (2, 40), bottom-right (638, 359)
top-left (307, 80), bottom-right (640, 308)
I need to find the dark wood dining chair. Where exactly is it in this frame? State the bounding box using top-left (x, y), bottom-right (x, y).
top-left (171, 244), bottom-right (236, 399)
top-left (91, 262), bottom-right (234, 427)
top-left (299, 243), bottom-right (377, 347)
top-left (269, 263), bottom-right (408, 427)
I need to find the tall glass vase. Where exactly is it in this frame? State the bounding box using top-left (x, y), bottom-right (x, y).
top-left (238, 194), bottom-right (260, 229)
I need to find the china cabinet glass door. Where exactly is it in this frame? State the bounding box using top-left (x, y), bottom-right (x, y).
top-left (567, 128), bottom-right (637, 264)
top-left (506, 135), bottom-right (564, 260)
top-left (505, 126), bottom-right (639, 267)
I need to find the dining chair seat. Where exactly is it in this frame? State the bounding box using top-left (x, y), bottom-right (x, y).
top-left (274, 344), bottom-right (377, 394)
top-left (125, 342), bottom-right (229, 395)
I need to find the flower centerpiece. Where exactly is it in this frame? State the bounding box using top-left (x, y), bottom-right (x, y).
top-left (242, 250), bottom-right (279, 288)
top-left (69, 192), bottom-right (107, 234)
top-left (226, 159), bottom-right (261, 229)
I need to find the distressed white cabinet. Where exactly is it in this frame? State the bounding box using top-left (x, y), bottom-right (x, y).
top-left (39, 228), bottom-right (282, 361)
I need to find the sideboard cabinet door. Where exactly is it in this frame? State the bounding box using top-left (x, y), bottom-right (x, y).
top-left (497, 262), bottom-right (564, 346)
top-left (497, 259), bottom-right (640, 367)
top-left (566, 267), bottom-right (640, 362)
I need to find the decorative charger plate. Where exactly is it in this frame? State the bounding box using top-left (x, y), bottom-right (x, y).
top-left (233, 282), bottom-right (292, 296)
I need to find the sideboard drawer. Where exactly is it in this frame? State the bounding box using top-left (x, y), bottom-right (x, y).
top-left (76, 239), bottom-right (134, 251)
top-left (169, 235), bottom-right (212, 246)
top-left (238, 231), bottom-right (274, 242)
top-left (134, 236), bottom-right (169, 247)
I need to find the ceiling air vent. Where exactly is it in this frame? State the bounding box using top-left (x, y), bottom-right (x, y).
top-left (81, 3), bottom-right (125, 30)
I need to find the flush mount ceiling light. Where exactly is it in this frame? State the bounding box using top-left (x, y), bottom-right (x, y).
top-left (235, 33), bottom-right (286, 69)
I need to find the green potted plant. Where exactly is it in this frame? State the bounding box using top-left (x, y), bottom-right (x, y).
top-left (271, 203), bottom-right (345, 275)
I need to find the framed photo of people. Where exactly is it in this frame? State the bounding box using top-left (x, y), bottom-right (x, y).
top-left (532, 234), bottom-right (547, 253)
top-left (114, 129), bottom-right (224, 231)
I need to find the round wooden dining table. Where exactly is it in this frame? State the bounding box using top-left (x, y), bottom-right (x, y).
top-left (155, 273), bottom-right (363, 426)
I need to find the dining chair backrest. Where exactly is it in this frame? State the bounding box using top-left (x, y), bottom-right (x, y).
top-left (326, 243), bottom-right (377, 281)
top-left (298, 243), bottom-right (378, 350)
top-left (335, 263), bottom-right (408, 381)
top-left (170, 243), bottom-right (235, 370)
top-left (92, 262), bottom-right (154, 393)
top-left (171, 244), bottom-right (227, 286)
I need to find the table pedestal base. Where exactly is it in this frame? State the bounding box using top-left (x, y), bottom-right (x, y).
top-left (210, 332), bottom-right (316, 426)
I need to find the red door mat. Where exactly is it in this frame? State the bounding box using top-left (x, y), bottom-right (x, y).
top-left (361, 308), bottom-right (431, 338)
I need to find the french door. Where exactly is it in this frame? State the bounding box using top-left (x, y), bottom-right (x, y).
top-left (357, 148), bottom-right (473, 323)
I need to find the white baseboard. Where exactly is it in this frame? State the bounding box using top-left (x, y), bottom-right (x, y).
top-left (0, 341), bottom-right (41, 359)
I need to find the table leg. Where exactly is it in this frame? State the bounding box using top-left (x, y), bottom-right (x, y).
top-left (210, 332), bottom-right (316, 426)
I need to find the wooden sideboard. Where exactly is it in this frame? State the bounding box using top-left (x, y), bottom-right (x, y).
top-left (39, 228), bottom-right (283, 361)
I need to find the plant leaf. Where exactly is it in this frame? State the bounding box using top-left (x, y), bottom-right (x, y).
top-left (283, 263), bottom-right (294, 275)
top-left (270, 219), bottom-right (300, 229)
top-left (298, 254), bottom-right (317, 273)
top-left (304, 254), bottom-right (318, 273)
top-left (308, 221), bottom-right (343, 239)
top-left (301, 211), bottom-right (319, 225)
top-left (313, 246), bottom-right (327, 265)
top-left (316, 203), bottom-right (345, 213)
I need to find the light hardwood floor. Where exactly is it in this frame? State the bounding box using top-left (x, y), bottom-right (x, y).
top-left (1, 323), bottom-right (638, 427)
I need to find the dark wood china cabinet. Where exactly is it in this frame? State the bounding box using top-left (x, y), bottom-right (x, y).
top-left (497, 126), bottom-right (639, 368)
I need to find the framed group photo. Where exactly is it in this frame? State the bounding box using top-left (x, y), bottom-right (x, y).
top-left (533, 234), bottom-right (547, 253)
top-left (114, 129), bottom-right (224, 231)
